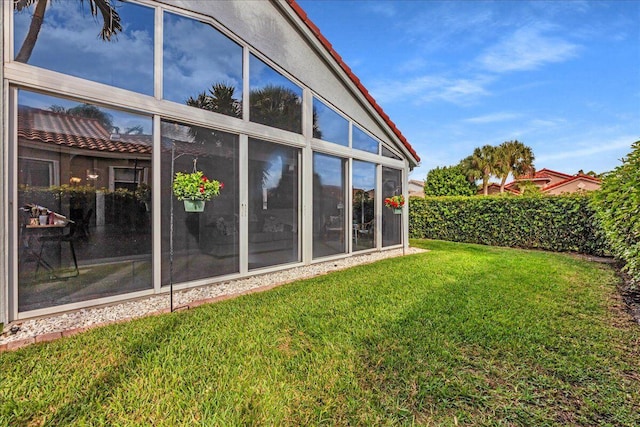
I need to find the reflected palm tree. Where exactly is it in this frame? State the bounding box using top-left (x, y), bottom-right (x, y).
top-left (250, 84), bottom-right (302, 133)
top-left (14, 0), bottom-right (123, 63)
top-left (186, 83), bottom-right (242, 119)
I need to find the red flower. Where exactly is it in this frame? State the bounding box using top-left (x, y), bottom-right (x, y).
top-left (199, 185), bottom-right (205, 193)
top-left (220, 182), bottom-right (224, 189)
top-left (202, 176), bottom-right (208, 182)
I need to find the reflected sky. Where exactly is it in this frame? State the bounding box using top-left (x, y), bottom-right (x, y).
top-left (163, 12), bottom-right (243, 104)
top-left (352, 160), bottom-right (376, 191)
top-left (353, 125), bottom-right (379, 154)
top-left (313, 153), bottom-right (344, 188)
top-left (14, 1), bottom-right (154, 95)
top-left (250, 54), bottom-right (302, 97)
top-left (313, 98), bottom-right (348, 146)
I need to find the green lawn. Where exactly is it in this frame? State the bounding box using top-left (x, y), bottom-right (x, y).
top-left (1, 240), bottom-right (639, 426)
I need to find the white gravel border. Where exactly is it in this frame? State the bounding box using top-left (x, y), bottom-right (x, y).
top-left (1, 247), bottom-right (426, 348)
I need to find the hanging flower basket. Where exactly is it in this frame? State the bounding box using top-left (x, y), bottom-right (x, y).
top-left (172, 170), bottom-right (223, 212)
top-left (384, 195), bottom-right (405, 214)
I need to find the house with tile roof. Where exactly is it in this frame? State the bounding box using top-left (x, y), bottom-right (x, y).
top-left (505, 168), bottom-right (601, 195)
top-left (1, 1), bottom-right (420, 323)
top-left (478, 168), bottom-right (601, 195)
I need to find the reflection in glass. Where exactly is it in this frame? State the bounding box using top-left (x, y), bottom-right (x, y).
top-left (14, 1), bottom-right (154, 95)
top-left (249, 55), bottom-right (303, 133)
top-left (161, 121), bottom-right (239, 285)
top-left (382, 145), bottom-right (402, 160)
top-left (248, 139), bottom-right (299, 269)
top-left (16, 91), bottom-right (153, 312)
top-left (313, 153), bottom-right (347, 258)
top-left (163, 12), bottom-right (243, 118)
top-left (382, 167), bottom-right (402, 247)
top-left (352, 160), bottom-right (376, 251)
top-left (353, 125), bottom-right (380, 154)
top-left (312, 99), bottom-right (348, 146)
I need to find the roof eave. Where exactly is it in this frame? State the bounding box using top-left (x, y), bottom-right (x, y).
top-left (276, 0), bottom-right (420, 167)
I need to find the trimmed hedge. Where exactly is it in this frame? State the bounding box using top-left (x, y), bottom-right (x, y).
top-left (592, 141), bottom-right (640, 286)
top-left (409, 194), bottom-right (609, 256)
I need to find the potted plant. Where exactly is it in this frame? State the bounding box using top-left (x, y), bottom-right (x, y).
top-left (172, 171), bottom-right (223, 212)
top-left (384, 194), bottom-right (405, 214)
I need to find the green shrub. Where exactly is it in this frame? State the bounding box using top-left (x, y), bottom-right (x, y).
top-left (592, 141), bottom-right (640, 286)
top-left (409, 194), bottom-right (609, 256)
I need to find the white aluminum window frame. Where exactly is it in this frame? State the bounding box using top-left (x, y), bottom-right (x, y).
top-left (2, 0), bottom-right (410, 322)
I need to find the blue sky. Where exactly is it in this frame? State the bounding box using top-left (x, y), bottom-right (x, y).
top-left (298, 0), bottom-right (640, 180)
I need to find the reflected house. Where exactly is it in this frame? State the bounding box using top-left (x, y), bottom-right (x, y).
top-left (16, 105), bottom-right (154, 312)
top-left (2, 0), bottom-right (420, 323)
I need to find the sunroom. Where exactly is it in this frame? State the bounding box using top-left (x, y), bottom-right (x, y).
top-left (0, 0), bottom-right (420, 322)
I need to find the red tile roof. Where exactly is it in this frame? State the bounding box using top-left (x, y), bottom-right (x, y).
top-left (541, 173), bottom-right (601, 193)
top-left (18, 106), bottom-right (152, 155)
top-left (286, 0), bottom-right (420, 163)
top-left (516, 168), bottom-right (573, 181)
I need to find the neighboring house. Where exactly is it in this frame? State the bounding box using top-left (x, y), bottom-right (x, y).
top-left (506, 168), bottom-right (601, 195)
top-left (478, 168), bottom-right (601, 195)
top-left (408, 179), bottom-right (425, 197)
top-left (1, 1), bottom-right (420, 323)
top-left (481, 183), bottom-right (520, 196)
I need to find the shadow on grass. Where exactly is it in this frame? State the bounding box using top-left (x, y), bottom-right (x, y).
top-left (353, 259), bottom-right (636, 426)
top-left (40, 314), bottom-right (182, 425)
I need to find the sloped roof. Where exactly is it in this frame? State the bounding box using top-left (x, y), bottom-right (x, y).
top-left (17, 106), bottom-right (248, 159)
top-left (18, 106), bottom-right (152, 155)
top-left (285, 0), bottom-right (419, 164)
top-left (479, 183), bottom-right (521, 195)
top-left (541, 173), bottom-right (601, 193)
top-left (516, 168), bottom-right (573, 181)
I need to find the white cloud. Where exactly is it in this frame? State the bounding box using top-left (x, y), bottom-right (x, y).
top-left (364, 2), bottom-right (397, 18)
top-left (464, 112), bottom-right (521, 124)
top-left (536, 136), bottom-right (634, 163)
top-left (478, 25), bottom-right (580, 73)
top-left (370, 74), bottom-right (492, 106)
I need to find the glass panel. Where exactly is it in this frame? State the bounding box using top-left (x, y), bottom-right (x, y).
top-left (312, 98), bottom-right (348, 146)
top-left (313, 153), bottom-right (346, 258)
top-left (16, 91), bottom-right (153, 312)
top-left (353, 126), bottom-right (380, 154)
top-left (14, 1), bottom-right (154, 95)
top-left (161, 120), bottom-right (240, 284)
top-left (382, 145), bottom-right (402, 160)
top-left (163, 12), bottom-right (243, 118)
top-left (352, 160), bottom-right (376, 251)
top-left (382, 167), bottom-right (402, 247)
top-left (249, 54), bottom-right (302, 133)
top-left (248, 139), bottom-right (299, 269)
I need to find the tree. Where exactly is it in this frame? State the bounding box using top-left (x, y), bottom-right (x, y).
top-left (424, 165), bottom-right (476, 196)
top-left (592, 140), bottom-right (640, 286)
top-left (14, 0), bottom-right (123, 63)
top-left (50, 103), bottom-right (113, 130)
top-left (495, 140), bottom-right (535, 193)
top-left (250, 85), bottom-right (302, 134)
top-left (186, 83), bottom-right (242, 119)
top-left (460, 145), bottom-right (496, 196)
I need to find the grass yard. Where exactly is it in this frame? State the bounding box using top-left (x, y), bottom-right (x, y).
top-left (1, 240), bottom-right (639, 426)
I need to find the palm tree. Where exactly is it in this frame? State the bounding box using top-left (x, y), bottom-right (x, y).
top-left (495, 140), bottom-right (535, 193)
top-left (14, 0), bottom-right (122, 63)
top-left (186, 83), bottom-right (242, 119)
top-left (250, 85), bottom-right (302, 134)
top-left (461, 145), bottom-right (496, 196)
